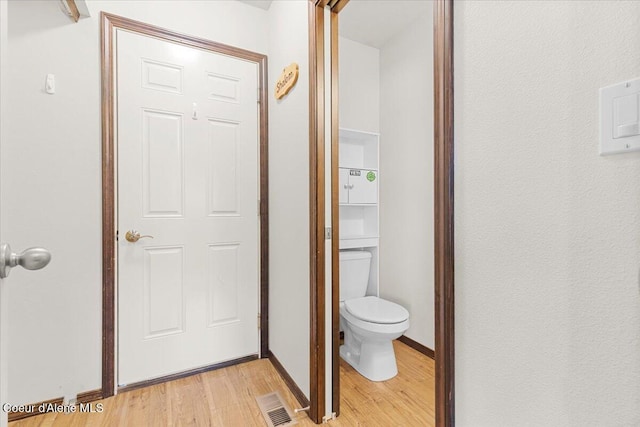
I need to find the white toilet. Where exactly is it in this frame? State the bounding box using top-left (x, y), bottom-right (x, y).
top-left (339, 250), bottom-right (410, 381)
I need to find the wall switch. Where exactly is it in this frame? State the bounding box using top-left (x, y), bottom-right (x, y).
top-left (600, 78), bottom-right (640, 155)
top-left (613, 93), bottom-right (640, 138)
top-left (45, 74), bottom-right (55, 94)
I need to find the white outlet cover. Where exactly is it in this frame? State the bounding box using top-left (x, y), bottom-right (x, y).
top-left (600, 77), bottom-right (640, 155)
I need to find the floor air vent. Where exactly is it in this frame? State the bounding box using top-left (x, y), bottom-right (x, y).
top-left (255, 391), bottom-right (297, 427)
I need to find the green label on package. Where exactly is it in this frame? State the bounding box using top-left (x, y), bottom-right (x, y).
top-left (366, 171), bottom-right (376, 182)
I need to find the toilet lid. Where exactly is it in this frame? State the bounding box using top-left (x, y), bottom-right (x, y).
top-left (344, 296), bottom-right (409, 324)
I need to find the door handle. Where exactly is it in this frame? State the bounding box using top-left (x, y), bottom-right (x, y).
top-left (0, 243), bottom-right (51, 279)
top-left (125, 230), bottom-right (154, 243)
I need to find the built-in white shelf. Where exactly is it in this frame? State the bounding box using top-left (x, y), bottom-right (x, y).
top-left (339, 128), bottom-right (380, 296)
top-left (339, 128), bottom-right (379, 170)
top-left (339, 237), bottom-right (378, 250)
top-left (340, 234), bottom-right (379, 240)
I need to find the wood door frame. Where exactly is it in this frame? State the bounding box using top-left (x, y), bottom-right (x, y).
top-left (307, 1), bottom-right (326, 423)
top-left (100, 12), bottom-right (269, 398)
top-left (308, 0), bottom-right (455, 425)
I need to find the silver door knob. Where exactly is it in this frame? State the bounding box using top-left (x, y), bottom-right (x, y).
top-left (0, 243), bottom-right (52, 279)
top-left (125, 230), bottom-right (154, 243)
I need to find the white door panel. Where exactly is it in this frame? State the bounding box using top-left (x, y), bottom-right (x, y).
top-left (117, 30), bottom-right (259, 385)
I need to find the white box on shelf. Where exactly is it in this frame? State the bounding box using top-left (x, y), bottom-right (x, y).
top-left (339, 168), bottom-right (378, 204)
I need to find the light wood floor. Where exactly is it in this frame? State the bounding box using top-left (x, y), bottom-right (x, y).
top-left (10, 341), bottom-right (434, 426)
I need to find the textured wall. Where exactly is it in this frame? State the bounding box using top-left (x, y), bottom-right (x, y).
top-left (338, 36), bottom-right (380, 133)
top-left (0, 2), bottom-right (8, 426)
top-left (455, 1), bottom-right (640, 425)
top-left (267, 0), bottom-right (310, 399)
top-left (379, 13), bottom-right (434, 349)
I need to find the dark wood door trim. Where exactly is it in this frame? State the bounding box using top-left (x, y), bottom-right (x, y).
top-left (330, 0), bottom-right (349, 14)
top-left (100, 12), bottom-right (116, 398)
top-left (308, 0), bottom-right (344, 421)
top-left (329, 7), bottom-right (341, 418)
top-left (310, 0), bottom-right (455, 425)
top-left (308, 1), bottom-right (326, 423)
top-left (269, 352), bottom-right (311, 409)
top-left (101, 12), bottom-right (269, 399)
top-left (117, 355), bottom-right (258, 394)
top-left (434, 1), bottom-right (455, 425)
top-left (64, 0), bottom-right (80, 22)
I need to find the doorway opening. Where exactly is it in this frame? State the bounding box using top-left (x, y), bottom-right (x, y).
top-left (336, 0), bottom-right (435, 423)
top-left (308, 0), bottom-right (454, 425)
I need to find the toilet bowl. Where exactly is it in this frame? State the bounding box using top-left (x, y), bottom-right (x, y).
top-left (339, 250), bottom-right (410, 381)
top-left (340, 296), bottom-right (409, 381)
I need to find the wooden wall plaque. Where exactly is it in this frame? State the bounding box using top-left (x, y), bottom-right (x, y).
top-left (275, 63), bottom-right (299, 100)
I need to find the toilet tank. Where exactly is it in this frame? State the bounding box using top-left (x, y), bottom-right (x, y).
top-left (339, 250), bottom-right (372, 301)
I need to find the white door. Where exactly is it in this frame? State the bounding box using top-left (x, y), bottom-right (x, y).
top-left (116, 30), bottom-right (260, 385)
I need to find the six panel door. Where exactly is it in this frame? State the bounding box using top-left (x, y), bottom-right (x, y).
top-left (116, 30), bottom-right (260, 385)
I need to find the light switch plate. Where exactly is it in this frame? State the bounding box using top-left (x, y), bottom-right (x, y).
top-left (600, 77), bottom-right (640, 155)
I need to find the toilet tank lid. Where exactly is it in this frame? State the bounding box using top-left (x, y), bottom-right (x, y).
top-left (340, 250), bottom-right (372, 261)
top-left (345, 296), bottom-right (409, 324)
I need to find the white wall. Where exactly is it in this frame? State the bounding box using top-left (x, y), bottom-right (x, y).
top-left (267, 0), bottom-right (310, 399)
top-left (3, 0), bottom-right (268, 405)
top-left (455, 1), bottom-right (640, 425)
top-left (0, 1), bottom-right (8, 426)
top-left (338, 37), bottom-right (379, 133)
top-left (379, 13), bottom-right (434, 349)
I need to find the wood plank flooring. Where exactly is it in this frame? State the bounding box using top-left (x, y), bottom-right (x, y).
top-left (10, 341), bottom-right (434, 426)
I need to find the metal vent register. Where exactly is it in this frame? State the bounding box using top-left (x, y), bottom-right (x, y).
top-left (255, 391), bottom-right (297, 427)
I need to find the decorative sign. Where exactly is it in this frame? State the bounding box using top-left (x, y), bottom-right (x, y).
top-left (275, 63), bottom-right (299, 100)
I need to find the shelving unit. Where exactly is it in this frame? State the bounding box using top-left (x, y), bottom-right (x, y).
top-left (339, 128), bottom-right (379, 296)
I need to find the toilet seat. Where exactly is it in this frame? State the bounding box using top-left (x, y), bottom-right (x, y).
top-left (345, 296), bottom-right (409, 324)
top-left (340, 305), bottom-right (409, 335)
top-left (340, 296), bottom-right (410, 336)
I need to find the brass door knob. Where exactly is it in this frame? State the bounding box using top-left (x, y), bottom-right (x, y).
top-left (125, 230), bottom-right (154, 243)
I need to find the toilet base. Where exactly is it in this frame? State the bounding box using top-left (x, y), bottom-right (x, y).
top-left (340, 338), bottom-right (398, 382)
top-left (338, 300), bottom-right (409, 382)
